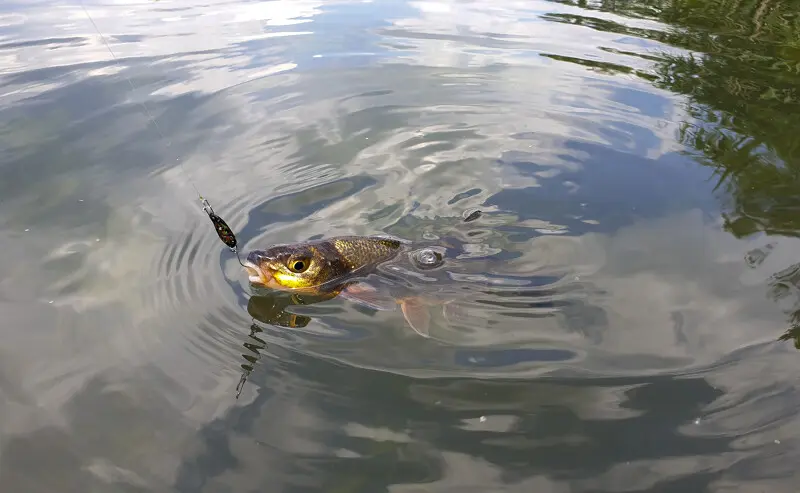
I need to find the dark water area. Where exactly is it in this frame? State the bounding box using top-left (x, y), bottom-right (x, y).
top-left (3, 0), bottom-right (800, 491)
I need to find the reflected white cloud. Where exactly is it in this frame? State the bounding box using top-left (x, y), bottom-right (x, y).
top-left (386, 0), bottom-right (686, 68)
top-left (2, 0), bottom-right (799, 490)
top-left (389, 451), bottom-right (565, 492)
top-left (487, 210), bottom-right (794, 364)
top-left (0, 0), bottom-right (356, 97)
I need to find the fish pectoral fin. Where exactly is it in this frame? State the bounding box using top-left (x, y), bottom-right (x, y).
top-left (339, 283), bottom-right (398, 311)
top-left (400, 298), bottom-right (431, 338)
top-left (442, 300), bottom-right (470, 328)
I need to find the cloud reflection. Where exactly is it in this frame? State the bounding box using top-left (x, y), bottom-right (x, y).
top-left (1, 0), bottom-right (799, 491)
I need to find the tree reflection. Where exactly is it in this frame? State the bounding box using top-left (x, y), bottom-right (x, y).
top-left (648, 0), bottom-right (800, 347)
top-left (547, 0), bottom-right (800, 347)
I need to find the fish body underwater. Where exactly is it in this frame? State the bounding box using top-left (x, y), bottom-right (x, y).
top-left (242, 234), bottom-right (454, 337)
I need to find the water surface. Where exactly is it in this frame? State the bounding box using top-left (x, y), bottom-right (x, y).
top-left (2, 0), bottom-right (800, 491)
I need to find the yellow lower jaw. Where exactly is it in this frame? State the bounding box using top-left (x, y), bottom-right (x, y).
top-left (272, 272), bottom-right (313, 290)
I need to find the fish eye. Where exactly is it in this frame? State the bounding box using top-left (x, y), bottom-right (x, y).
top-left (288, 258), bottom-right (310, 273)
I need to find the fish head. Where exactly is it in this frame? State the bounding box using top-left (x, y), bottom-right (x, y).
top-left (243, 243), bottom-right (333, 291)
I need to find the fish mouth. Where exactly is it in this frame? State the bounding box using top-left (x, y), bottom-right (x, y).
top-left (243, 251), bottom-right (273, 286)
top-left (243, 262), bottom-right (265, 284)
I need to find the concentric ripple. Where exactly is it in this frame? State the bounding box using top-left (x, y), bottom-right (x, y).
top-left (93, 46), bottom-right (763, 383)
top-left (5, 0), bottom-right (800, 490)
top-left (4, 0), bottom-right (780, 391)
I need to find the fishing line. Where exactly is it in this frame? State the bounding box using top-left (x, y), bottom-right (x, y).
top-left (80, 4), bottom-right (279, 401)
top-left (79, 2), bottom-right (244, 265)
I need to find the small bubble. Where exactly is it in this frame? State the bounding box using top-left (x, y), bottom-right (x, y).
top-left (418, 249), bottom-right (438, 265)
top-left (78, 199), bottom-right (84, 202)
top-left (479, 416), bottom-right (486, 423)
top-left (411, 247), bottom-right (444, 269)
top-left (24, 229), bottom-right (29, 232)
top-left (48, 300), bottom-right (53, 304)
top-left (96, 238), bottom-right (100, 242)
top-left (694, 418), bottom-right (701, 425)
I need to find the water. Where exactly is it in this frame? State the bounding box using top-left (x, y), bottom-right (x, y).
top-left (2, 0), bottom-right (800, 490)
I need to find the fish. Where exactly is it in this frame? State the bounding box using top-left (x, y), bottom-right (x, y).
top-left (242, 235), bottom-right (450, 337)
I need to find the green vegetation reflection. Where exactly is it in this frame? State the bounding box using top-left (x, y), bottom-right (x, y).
top-left (545, 0), bottom-right (800, 346)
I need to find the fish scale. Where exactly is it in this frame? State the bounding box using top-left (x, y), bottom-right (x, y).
top-left (332, 237), bottom-right (402, 270)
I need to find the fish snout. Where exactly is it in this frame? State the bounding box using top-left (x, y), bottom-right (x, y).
top-left (246, 250), bottom-right (271, 266)
top-left (243, 250), bottom-right (274, 285)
